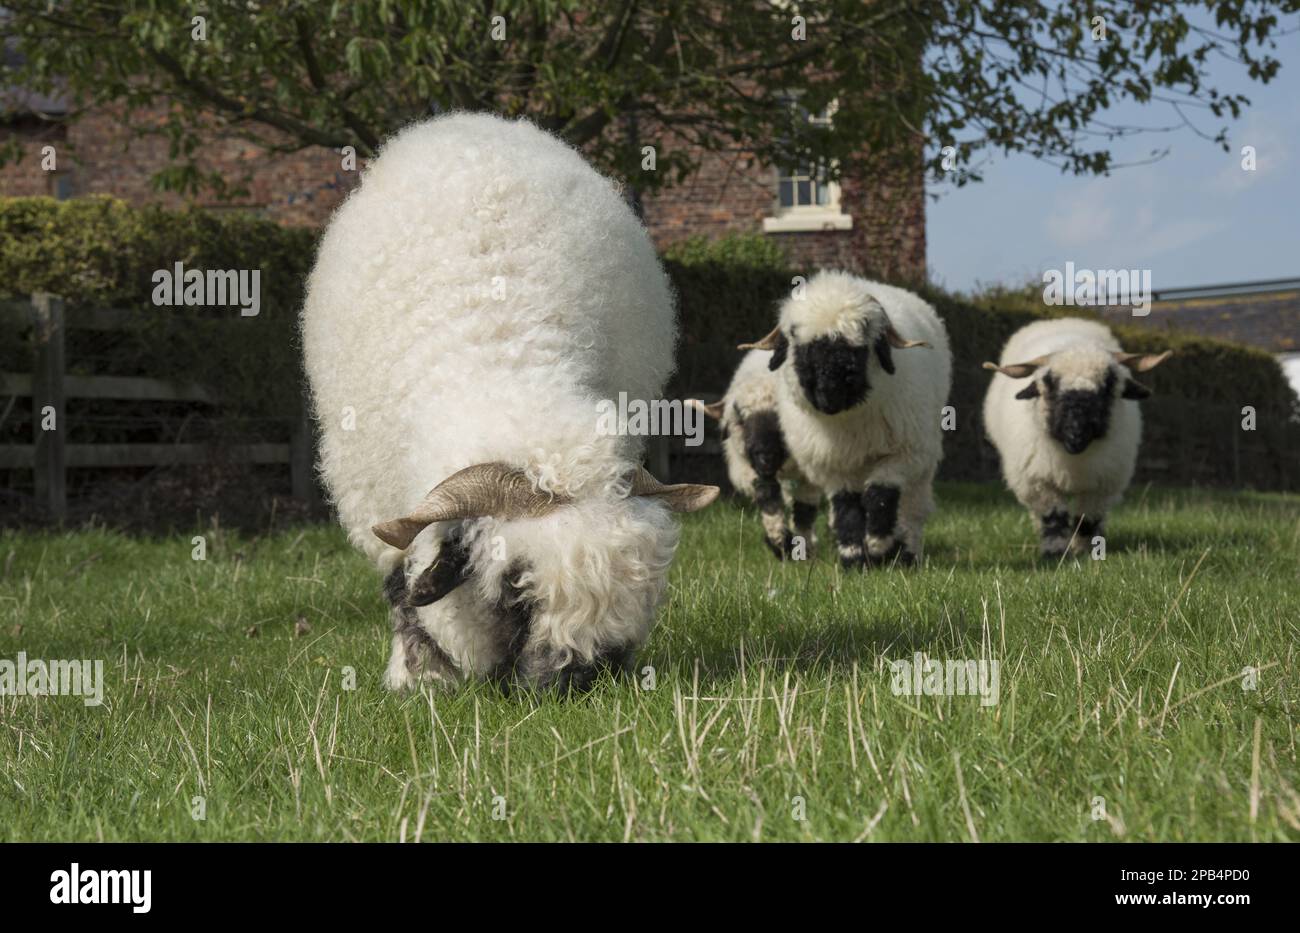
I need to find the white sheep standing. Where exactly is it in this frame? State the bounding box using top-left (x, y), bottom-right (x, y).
top-left (739, 271), bottom-right (952, 569)
top-left (982, 317), bottom-right (1170, 557)
top-left (687, 350), bottom-right (821, 559)
top-left (301, 113), bottom-right (718, 693)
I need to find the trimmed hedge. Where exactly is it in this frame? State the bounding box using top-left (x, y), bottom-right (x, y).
top-left (661, 235), bottom-right (1298, 490)
top-left (0, 197), bottom-right (313, 423)
top-left (2, 201), bottom-right (1295, 490)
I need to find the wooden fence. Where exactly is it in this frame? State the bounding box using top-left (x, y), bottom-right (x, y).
top-left (0, 293), bottom-right (316, 520)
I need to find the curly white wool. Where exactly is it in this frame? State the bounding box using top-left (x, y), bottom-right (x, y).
top-left (982, 318), bottom-right (1142, 533)
top-left (301, 113), bottom-right (684, 688)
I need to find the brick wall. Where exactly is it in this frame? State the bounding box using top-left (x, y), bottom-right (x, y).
top-left (640, 135), bottom-right (926, 282)
top-left (1, 101), bottom-right (925, 278)
top-left (0, 103), bottom-right (357, 225)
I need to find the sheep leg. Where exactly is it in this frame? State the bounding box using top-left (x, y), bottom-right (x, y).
top-left (753, 475), bottom-right (794, 560)
top-left (863, 483), bottom-right (915, 567)
top-left (1074, 513), bottom-right (1105, 553)
top-left (829, 490), bottom-right (867, 570)
top-left (1037, 507), bottom-right (1075, 558)
top-left (1076, 514), bottom-right (1105, 539)
top-left (788, 482), bottom-right (820, 559)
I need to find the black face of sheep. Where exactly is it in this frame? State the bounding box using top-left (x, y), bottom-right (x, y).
top-left (792, 336), bottom-right (873, 415)
top-left (1043, 370), bottom-right (1117, 455)
top-left (987, 349), bottom-right (1173, 455)
top-left (372, 462), bottom-right (719, 693)
top-left (742, 318), bottom-right (930, 417)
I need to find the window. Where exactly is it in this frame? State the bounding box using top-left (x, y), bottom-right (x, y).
top-left (763, 103), bottom-right (852, 233)
top-left (49, 173), bottom-right (73, 200)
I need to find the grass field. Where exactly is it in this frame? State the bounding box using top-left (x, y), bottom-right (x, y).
top-left (1, 482), bottom-right (1297, 842)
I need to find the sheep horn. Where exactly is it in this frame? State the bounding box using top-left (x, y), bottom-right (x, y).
top-left (372, 462), bottom-right (569, 550)
top-left (738, 326), bottom-right (783, 352)
top-left (685, 398), bottom-right (726, 421)
top-left (884, 324), bottom-right (931, 350)
top-left (1113, 349), bottom-right (1172, 372)
top-left (982, 355), bottom-right (1051, 379)
top-left (628, 467), bottom-right (720, 513)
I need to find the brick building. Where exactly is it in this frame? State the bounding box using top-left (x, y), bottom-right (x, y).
top-left (1, 91), bottom-right (926, 280)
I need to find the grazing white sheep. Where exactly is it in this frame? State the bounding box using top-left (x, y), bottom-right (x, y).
top-left (982, 317), bottom-right (1171, 557)
top-left (739, 271), bottom-right (952, 569)
top-left (688, 350), bottom-right (821, 559)
top-left (301, 113), bottom-right (718, 693)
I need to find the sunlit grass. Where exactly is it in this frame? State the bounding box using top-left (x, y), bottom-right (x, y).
top-left (0, 482), bottom-right (1297, 841)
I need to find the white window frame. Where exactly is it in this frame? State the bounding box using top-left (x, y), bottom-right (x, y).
top-left (763, 101), bottom-right (852, 233)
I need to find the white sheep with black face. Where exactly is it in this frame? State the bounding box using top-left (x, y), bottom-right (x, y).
top-left (688, 350), bottom-right (822, 560)
top-left (301, 113), bottom-right (718, 694)
top-left (982, 317), bottom-right (1171, 557)
top-left (739, 271), bottom-right (952, 569)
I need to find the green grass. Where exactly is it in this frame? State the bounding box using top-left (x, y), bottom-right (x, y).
top-left (1, 482), bottom-right (1297, 841)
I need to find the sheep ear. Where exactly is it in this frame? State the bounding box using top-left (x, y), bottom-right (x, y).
top-left (407, 542), bottom-right (473, 606)
top-left (1122, 379), bottom-right (1151, 400)
top-left (628, 467), bottom-right (720, 513)
top-left (983, 357), bottom-right (1050, 379)
top-left (685, 398), bottom-right (726, 421)
top-left (372, 462), bottom-right (568, 550)
top-left (766, 331), bottom-right (789, 370)
top-left (873, 334), bottom-right (895, 374)
top-left (739, 327), bottom-right (788, 369)
top-left (1014, 382), bottom-right (1041, 400)
top-left (1114, 350), bottom-right (1172, 373)
top-left (884, 324), bottom-right (930, 350)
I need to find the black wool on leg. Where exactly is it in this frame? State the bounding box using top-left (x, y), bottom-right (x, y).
top-left (1039, 508), bottom-right (1072, 557)
top-left (830, 490), bottom-right (867, 570)
top-left (863, 484), bottom-right (912, 566)
top-left (754, 476), bottom-right (793, 560)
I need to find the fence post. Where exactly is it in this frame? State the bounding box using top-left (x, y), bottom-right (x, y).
top-left (648, 434), bottom-right (671, 483)
top-left (290, 391), bottom-right (320, 507)
top-left (31, 293), bottom-right (67, 521)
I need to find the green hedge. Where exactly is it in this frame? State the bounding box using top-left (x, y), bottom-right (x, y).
top-left (0, 196), bottom-right (313, 423)
top-left (661, 235), bottom-right (1297, 490)
top-left (2, 201), bottom-right (1295, 490)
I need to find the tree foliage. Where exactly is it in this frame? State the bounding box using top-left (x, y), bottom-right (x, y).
top-left (1, 0), bottom-right (1296, 194)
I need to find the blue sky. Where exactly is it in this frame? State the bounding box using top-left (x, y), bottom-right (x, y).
top-left (927, 28), bottom-right (1300, 295)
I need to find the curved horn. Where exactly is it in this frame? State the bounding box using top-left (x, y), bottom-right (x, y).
top-left (982, 356), bottom-right (1051, 379)
top-left (884, 323), bottom-right (931, 350)
top-left (685, 398), bottom-right (726, 421)
top-left (1114, 349), bottom-right (1172, 373)
top-left (372, 462), bottom-right (569, 550)
top-left (628, 467), bottom-right (720, 513)
top-left (738, 325), bottom-right (783, 352)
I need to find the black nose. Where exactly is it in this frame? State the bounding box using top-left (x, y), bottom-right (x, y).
top-left (1063, 437), bottom-right (1089, 455)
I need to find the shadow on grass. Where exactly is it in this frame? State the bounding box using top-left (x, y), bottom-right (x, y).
top-left (659, 603), bottom-right (986, 689)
